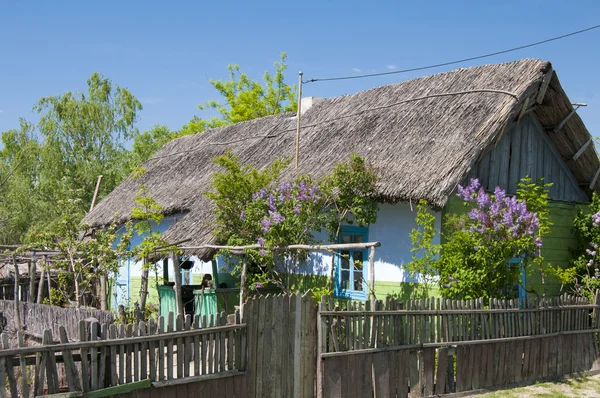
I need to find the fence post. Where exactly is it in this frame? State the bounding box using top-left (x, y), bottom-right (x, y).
top-left (368, 246), bottom-right (376, 310)
top-left (593, 290), bottom-right (600, 328)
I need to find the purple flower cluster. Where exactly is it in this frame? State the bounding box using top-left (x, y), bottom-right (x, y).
top-left (586, 242), bottom-right (599, 267)
top-left (457, 179), bottom-right (541, 245)
top-left (254, 180), bottom-right (321, 236)
top-left (593, 211), bottom-right (600, 227)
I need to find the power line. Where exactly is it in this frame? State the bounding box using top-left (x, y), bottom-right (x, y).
top-left (304, 24), bottom-right (600, 84)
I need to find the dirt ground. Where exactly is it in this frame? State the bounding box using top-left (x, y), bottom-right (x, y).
top-left (465, 373), bottom-right (600, 398)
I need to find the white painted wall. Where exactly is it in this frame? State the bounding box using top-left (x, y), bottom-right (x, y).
top-left (303, 203), bottom-right (442, 282)
top-left (114, 202), bottom-right (441, 308)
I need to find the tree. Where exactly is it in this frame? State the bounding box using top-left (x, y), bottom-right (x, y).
top-left (130, 124), bottom-right (177, 167)
top-left (321, 154), bottom-right (379, 292)
top-left (26, 185), bottom-right (132, 307)
top-left (35, 72), bottom-right (142, 212)
top-left (407, 199), bottom-right (440, 299)
top-left (0, 119), bottom-right (41, 243)
top-left (207, 152), bottom-right (378, 298)
top-left (129, 168), bottom-right (180, 319)
top-left (132, 53), bottom-right (298, 164)
top-left (182, 52), bottom-right (297, 133)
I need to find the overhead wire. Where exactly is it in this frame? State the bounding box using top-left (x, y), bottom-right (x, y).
top-left (303, 24), bottom-right (600, 83)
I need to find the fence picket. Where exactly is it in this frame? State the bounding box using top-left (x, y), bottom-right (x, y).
top-left (164, 313), bottom-right (173, 381)
top-left (0, 334), bottom-right (7, 398)
top-left (97, 323), bottom-right (107, 389)
top-left (148, 318), bottom-right (156, 382)
top-left (17, 331), bottom-right (30, 398)
top-left (80, 320), bottom-right (90, 392)
top-left (59, 326), bottom-right (82, 391)
top-left (109, 324), bottom-right (118, 386)
top-left (132, 322), bottom-right (139, 382)
top-left (184, 314), bottom-right (192, 377)
top-left (1, 333), bottom-right (17, 398)
top-left (119, 323), bottom-right (126, 385)
top-left (158, 316), bottom-right (165, 381)
top-left (43, 329), bottom-right (59, 394)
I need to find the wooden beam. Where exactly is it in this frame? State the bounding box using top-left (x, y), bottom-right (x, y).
top-left (368, 246), bottom-right (376, 310)
top-left (152, 370), bottom-right (245, 388)
top-left (573, 138), bottom-right (593, 161)
top-left (239, 258), bottom-right (247, 320)
top-left (590, 167), bottom-right (600, 190)
top-left (83, 379), bottom-right (151, 398)
top-left (516, 97), bottom-right (530, 123)
top-left (171, 253), bottom-right (184, 318)
top-left (536, 67), bottom-right (554, 104)
top-left (180, 241), bottom-right (382, 252)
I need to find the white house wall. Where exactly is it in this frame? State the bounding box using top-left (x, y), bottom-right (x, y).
top-left (306, 202), bottom-right (442, 283)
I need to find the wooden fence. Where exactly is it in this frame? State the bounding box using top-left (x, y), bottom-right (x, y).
top-left (0, 310), bottom-right (246, 397)
top-left (318, 293), bottom-right (600, 397)
top-left (0, 300), bottom-right (114, 341)
top-left (2, 292), bottom-right (600, 398)
top-left (244, 292), bottom-right (317, 398)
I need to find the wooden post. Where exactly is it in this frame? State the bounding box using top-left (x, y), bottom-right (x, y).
top-left (240, 257), bottom-right (247, 320)
top-left (368, 246), bottom-right (376, 309)
top-left (171, 253), bottom-right (184, 317)
top-left (138, 258), bottom-right (149, 320)
top-left (12, 255), bottom-right (22, 330)
top-left (28, 260), bottom-right (36, 303)
top-left (45, 256), bottom-right (52, 302)
top-left (89, 174), bottom-right (104, 212)
top-left (211, 259), bottom-right (220, 288)
top-left (37, 265), bottom-right (45, 304)
top-left (100, 273), bottom-right (107, 311)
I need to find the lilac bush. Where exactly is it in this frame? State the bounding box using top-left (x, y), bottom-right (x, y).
top-left (438, 178), bottom-right (544, 300)
top-left (566, 194), bottom-right (600, 299)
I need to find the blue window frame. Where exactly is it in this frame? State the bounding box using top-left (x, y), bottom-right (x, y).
top-left (334, 225), bottom-right (369, 300)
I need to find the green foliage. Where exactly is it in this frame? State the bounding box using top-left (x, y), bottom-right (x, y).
top-left (181, 53), bottom-right (297, 136)
top-left (0, 119), bottom-right (41, 243)
top-left (130, 124), bottom-right (178, 167)
top-left (26, 185), bottom-right (132, 307)
top-left (407, 200), bottom-right (440, 299)
top-left (35, 72), bottom-right (142, 211)
top-left (563, 193), bottom-right (600, 299)
top-left (321, 153), bottom-right (379, 241)
top-left (199, 52), bottom-right (297, 125)
top-left (207, 152), bottom-right (378, 296)
top-left (516, 176), bottom-right (553, 295)
top-left (436, 177), bottom-right (549, 300)
top-left (205, 150), bottom-right (290, 245)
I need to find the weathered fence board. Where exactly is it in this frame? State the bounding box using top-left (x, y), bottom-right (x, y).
top-left (0, 310), bottom-right (246, 397)
top-left (318, 291), bottom-right (600, 397)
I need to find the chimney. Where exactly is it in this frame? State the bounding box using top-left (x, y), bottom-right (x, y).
top-left (300, 96), bottom-right (324, 114)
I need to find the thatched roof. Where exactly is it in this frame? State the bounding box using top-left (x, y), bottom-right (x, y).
top-left (84, 59), bottom-right (599, 259)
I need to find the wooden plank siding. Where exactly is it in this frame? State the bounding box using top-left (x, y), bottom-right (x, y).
top-left (466, 114), bottom-right (588, 202)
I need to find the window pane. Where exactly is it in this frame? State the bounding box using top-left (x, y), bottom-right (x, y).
top-left (353, 234), bottom-right (364, 243)
top-left (354, 272), bottom-right (363, 291)
top-left (353, 251), bottom-right (363, 271)
top-left (341, 234), bottom-right (351, 244)
top-left (341, 270), bottom-right (350, 290)
top-left (340, 251), bottom-right (350, 270)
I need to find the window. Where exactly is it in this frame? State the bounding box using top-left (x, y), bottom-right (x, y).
top-left (334, 226), bottom-right (368, 300)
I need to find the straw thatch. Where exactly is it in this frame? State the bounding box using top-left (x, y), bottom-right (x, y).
top-left (83, 59), bottom-right (599, 259)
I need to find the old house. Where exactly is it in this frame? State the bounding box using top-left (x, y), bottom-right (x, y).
top-left (84, 59), bottom-right (599, 311)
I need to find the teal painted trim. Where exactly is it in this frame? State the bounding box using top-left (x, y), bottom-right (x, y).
top-left (334, 225), bottom-right (369, 301)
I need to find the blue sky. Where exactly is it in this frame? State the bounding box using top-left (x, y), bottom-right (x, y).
top-left (0, 1), bottom-right (599, 140)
